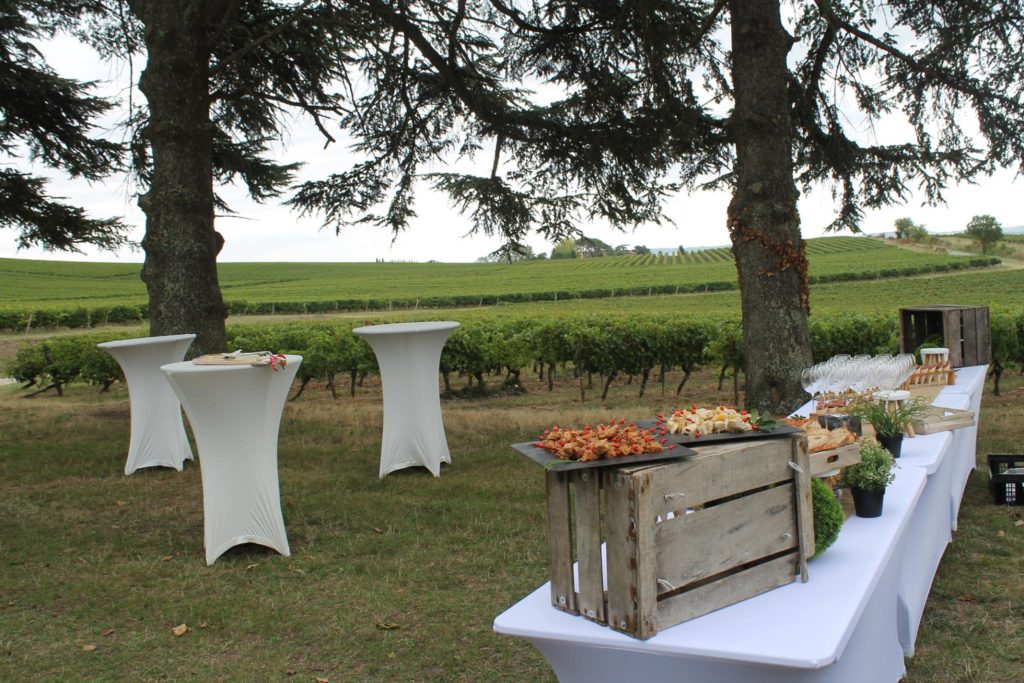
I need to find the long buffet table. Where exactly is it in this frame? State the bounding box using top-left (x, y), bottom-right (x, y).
top-left (494, 366), bottom-right (987, 682)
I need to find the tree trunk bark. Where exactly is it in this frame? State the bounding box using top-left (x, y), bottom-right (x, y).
top-left (131, 1), bottom-right (232, 355)
top-left (728, 0), bottom-right (813, 414)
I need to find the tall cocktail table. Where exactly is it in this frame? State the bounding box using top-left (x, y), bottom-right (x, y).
top-left (161, 355), bottom-right (301, 565)
top-left (353, 321), bottom-right (458, 477)
top-left (97, 334), bottom-right (196, 475)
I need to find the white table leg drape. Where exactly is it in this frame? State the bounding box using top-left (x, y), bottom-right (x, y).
top-left (97, 334), bottom-right (196, 475)
top-left (161, 356), bottom-right (301, 565)
top-left (353, 321), bottom-right (458, 478)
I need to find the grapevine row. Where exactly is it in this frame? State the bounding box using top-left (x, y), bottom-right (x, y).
top-left (0, 257), bottom-right (999, 333)
top-left (8, 309), bottom-right (1022, 404)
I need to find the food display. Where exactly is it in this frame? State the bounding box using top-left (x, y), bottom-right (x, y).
top-left (533, 420), bottom-right (670, 462)
top-left (656, 405), bottom-right (776, 438)
top-left (784, 417), bottom-right (858, 453)
top-left (814, 389), bottom-right (865, 412)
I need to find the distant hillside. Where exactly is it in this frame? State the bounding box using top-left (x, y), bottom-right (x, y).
top-left (0, 237), bottom-right (1001, 331)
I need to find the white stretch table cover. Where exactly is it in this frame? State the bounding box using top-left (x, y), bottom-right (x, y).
top-left (494, 468), bottom-right (927, 683)
top-left (938, 365), bottom-right (988, 528)
top-left (161, 356), bottom-right (301, 565)
top-left (892, 427), bottom-right (955, 656)
top-left (97, 334), bottom-right (196, 474)
top-left (353, 321), bottom-right (458, 478)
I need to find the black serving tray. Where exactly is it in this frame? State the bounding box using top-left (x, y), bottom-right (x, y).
top-left (634, 420), bottom-right (803, 446)
top-left (511, 441), bottom-right (696, 472)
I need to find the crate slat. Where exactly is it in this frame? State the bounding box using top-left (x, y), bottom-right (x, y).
top-left (546, 470), bottom-right (576, 613)
top-left (573, 470), bottom-right (604, 622)
top-left (793, 437), bottom-right (815, 581)
top-left (655, 483), bottom-right (798, 587)
top-left (808, 442), bottom-right (862, 476)
top-left (641, 439), bottom-right (794, 517)
top-left (654, 554), bottom-right (799, 632)
top-left (604, 468), bottom-right (638, 634)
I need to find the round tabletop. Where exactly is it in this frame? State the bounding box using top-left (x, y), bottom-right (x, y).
top-left (352, 321), bottom-right (459, 336)
top-left (97, 333), bottom-right (196, 349)
top-left (161, 354), bottom-right (302, 375)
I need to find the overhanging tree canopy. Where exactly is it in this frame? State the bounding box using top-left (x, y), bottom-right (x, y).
top-left (39, 1), bottom-right (1024, 410)
top-left (0, 0), bottom-right (127, 252)
top-left (289, 0), bottom-right (1024, 410)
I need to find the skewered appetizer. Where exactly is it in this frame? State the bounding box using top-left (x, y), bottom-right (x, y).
top-left (533, 420), bottom-right (669, 462)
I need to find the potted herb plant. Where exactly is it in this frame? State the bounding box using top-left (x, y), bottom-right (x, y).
top-left (841, 439), bottom-right (898, 518)
top-left (850, 398), bottom-right (927, 458)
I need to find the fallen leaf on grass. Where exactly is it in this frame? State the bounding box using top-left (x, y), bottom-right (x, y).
top-left (373, 528), bottom-right (384, 534)
top-left (115, 500), bottom-right (126, 507)
top-left (198, 622), bottom-right (208, 629)
top-left (161, 555), bottom-right (173, 562)
top-left (101, 628), bottom-right (115, 637)
top-left (387, 652), bottom-right (396, 660)
top-left (172, 624), bottom-right (189, 637)
top-left (1014, 520), bottom-right (1024, 527)
top-left (314, 678), bottom-right (329, 683)
top-left (288, 566), bottom-right (305, 576)
top-left (998, 530), bottom-right (1006, 538)
top-left (82, 644), bottom-right (97, 652)
top-left (246, 564), bottom-right (258, 570)
top-left (375, 621), bottom-right (401, 630)
top-left (957, 594), bottom-right (977, 603)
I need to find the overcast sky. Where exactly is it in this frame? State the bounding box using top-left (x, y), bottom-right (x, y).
top-left (2, 34), bottom-right (1020, 264)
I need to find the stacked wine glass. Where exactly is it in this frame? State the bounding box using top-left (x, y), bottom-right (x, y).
top-left (800, 353), bottom-right (917, 409)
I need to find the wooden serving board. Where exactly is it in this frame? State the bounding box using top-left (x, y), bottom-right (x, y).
top-left (910, 406), bottom-right (975, 435)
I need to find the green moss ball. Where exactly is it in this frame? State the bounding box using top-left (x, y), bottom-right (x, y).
top-left (811, 477), bottom-right (844, 558)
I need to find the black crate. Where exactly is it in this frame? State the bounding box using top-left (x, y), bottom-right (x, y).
top-left (988, 455), bottom-right (1024, 505)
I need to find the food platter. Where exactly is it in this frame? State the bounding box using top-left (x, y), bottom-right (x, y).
top-left (634, 420), bottom-right (803, 445)
top-left (511, 441), bottom-right (696, 471)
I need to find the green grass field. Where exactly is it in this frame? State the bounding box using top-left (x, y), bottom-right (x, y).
top-left (1, 367), bottom-right (1020, 682)
top-left (0, 237), bottom-right (995, 314)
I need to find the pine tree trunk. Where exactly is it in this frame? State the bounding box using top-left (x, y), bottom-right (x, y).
top-left (728, 0), bottom-right (813, 414)
top-left (130, 1), bottom-right (232, 355)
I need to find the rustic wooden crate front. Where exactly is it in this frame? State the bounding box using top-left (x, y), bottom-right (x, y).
top-left (899, 305), bottom-right (991, 367)
top-left (545, 435), bottom-right (814, 640)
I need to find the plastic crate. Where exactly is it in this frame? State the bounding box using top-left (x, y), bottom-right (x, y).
top-left (987, 455), bottom-right (1024, 505)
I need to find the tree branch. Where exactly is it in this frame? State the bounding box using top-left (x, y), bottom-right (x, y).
top-left (210, 0), bottom-right (319, 77)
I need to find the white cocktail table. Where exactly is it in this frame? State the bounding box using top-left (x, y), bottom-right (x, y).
top-left (161, 355), bottom-right (301, 565)
top-left (97, 334), bottom-right (196, 475)
top-left (353, 321), bottom-right (459, 478)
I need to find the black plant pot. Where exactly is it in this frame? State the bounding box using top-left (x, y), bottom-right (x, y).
top-left (877, 432), bottom-right (904, 459)
top-left (851, 486), bottom-right (885, 518)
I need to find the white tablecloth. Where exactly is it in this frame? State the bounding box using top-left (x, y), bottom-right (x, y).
top-left (161, 356), bottom-right (301, 565)
top-left (937, 365), bottom-right (988, 528)
top-left (893, 426), bottom-right (956, 656)
top-left (495, 367), bottom-right (987, 681)
top-left (353, 321), bottom-right (458, 478)
top-left (97, 334), bottom-right (196, 474)
top-left (494, 470), bottom-right (927, 682)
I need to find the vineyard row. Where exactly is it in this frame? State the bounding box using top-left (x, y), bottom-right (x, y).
top-left (0, 257), bottom-right (1000, 333)
top-left (8, 308), bottom-right (1022, 405)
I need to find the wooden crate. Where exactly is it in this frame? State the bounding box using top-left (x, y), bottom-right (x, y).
top-left (809, 442), bottom-right (862, 476)
top-left (910, 406), bottom-right (976, 435)
top-left (544, 435), bottom-right (814, 640)
top-left (899, 305), bottom-right (991, 367)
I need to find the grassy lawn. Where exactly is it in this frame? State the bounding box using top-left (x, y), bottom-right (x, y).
top-left (1, 368), bottom-right (1021, 681)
